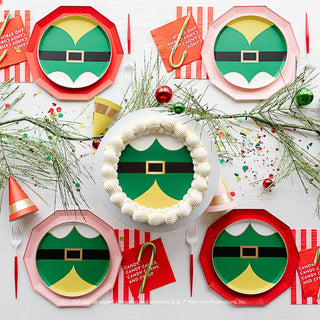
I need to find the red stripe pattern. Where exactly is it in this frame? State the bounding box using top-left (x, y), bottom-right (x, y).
top-left (0, 10), bottom-right (33, 83)
top-left (111, 229), bottom-right (152, 304)
top-left (291, 229), bottom-right (320, 304)
top-left (175, 6), bottom-right (214, 79)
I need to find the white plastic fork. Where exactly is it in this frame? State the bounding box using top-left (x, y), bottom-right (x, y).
top-left (11, 225), bottom-right (22, 299)
top-left (186, 224), bottom-right (197, 297)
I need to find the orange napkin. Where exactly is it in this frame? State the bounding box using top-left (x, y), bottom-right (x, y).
top-left (151, 14), bottom-right (203, 72)
top-left (0, 15), bottom-right (28, 69)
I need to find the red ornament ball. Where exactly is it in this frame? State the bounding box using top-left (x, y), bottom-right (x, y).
top-left (263, 178), bottom-right (273, 188)
top-left (155, 85), bottom-right (173, 103)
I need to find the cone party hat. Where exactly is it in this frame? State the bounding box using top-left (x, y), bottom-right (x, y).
top-left (92, 96), bottom-right (122, 137)
top-left (205, 176), bottom-right (236, 214)
top-left (9, 176), bottom-right (38, 221)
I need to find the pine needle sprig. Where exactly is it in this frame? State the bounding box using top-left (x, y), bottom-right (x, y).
top-left (0, 82), bottom-right (92, 210)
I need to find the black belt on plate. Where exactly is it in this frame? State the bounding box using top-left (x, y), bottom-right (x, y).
top-left (39, 50), bottom-right (111, 62)
top-left (36, 248), bottom-right (110, 261)
top-left (117, 161), bottom-right (194, 174)
top-left (213, 246), bottom-right (287, 258)
top-left (214, 51), bottom-right (287, 62)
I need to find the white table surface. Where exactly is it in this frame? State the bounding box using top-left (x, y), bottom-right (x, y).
top-left (1, 0), bottom-right (320, 319)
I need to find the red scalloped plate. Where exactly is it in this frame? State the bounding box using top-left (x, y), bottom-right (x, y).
top-left (199, 209), bottom-right (299, 305)
top-left (26, 6), bottom-right (123, 100)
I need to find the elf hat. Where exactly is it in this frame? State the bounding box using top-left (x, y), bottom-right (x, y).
top-left (9, 176), bottom-right (38, 222)
top-left (205, 176), bottom-right (236, 214)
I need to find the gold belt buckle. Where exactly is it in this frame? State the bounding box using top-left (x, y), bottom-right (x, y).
top-left (145, 161), bottom-right (165, 174)
top-left (64, 248), bottom-right (83, 261)
top-left (66, 50), bottom-right (84, 63)
top-left (240, 245), bottom-right (258, 258)
top-left (241, 50), bottom-right (259, 63)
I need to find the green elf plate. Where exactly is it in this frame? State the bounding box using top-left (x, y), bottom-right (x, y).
top-left (214, 16), bottom-right (287, 89)
top-left (38, 16), bottom-right (111, 89)
top-left (117, 138), bottom-right (194, 209)
top-left (36, 223), bottom-right (110, 297)
top-left (212, 221), bottom-right (287, 295)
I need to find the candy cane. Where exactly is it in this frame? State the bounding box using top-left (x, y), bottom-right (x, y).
top-left (313, 246), bottom-right (320, 265)
top-left (0, 13), bottom-right (11, 37)
top-left (168, 12), bottom-right (190, 68)
top-left (138, 241), bottom-right (156, 293)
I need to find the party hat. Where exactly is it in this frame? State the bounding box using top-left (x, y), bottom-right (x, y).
top-left (205, 176), bottom-right (236, 214)
top-left (9, 176), bottom-right (38, 221)
top-left (92, 96), bottom-right (122, 137)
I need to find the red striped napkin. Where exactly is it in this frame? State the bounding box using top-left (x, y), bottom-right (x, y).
top-left (0, 10), bottom-right (33, 83)
top-left (291, 229), bottom-right (320, 304)
top-left (174, 6), bottom-right (214, 79)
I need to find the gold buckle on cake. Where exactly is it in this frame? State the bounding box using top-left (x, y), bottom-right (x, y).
top-left (240, 246), bottom-right (258, 259)
top-left (145, 161), bottom-right (165, 174)
top-left (64, 248), bottom-right (83, 261)
top-left (66, 50), bottom-right (84, 63)
top-left (241, 50), bottom-right (259, 63)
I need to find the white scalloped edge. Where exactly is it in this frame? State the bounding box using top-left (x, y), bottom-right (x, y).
top-left (101, 115), bottom-right (210, 226)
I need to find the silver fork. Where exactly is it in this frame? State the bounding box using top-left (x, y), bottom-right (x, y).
top-left (186, 224), bottom-right (197, 297)
top-left (11, 225), bottom-right (22, 299)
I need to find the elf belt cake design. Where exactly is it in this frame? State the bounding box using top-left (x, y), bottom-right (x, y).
top-left (101, 116), bottom-right (211, 226)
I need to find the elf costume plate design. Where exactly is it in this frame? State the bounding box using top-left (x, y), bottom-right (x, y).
top-left (24, 210), bottom-right (122, 307)
top-left (36, 224), bottom-right (110, 297)
top-left (26, 6), bottom-right (123, 100)
top-left (200, 209), bottom-right (299, 305)
top-left (201, 6), bottom-right (300, 100)
top-left (214, 16), bottom-right (287, 89)
top-left (212, 223), bottom-right (287, 295)
top-left (38, 16), bottom-right (111, 89)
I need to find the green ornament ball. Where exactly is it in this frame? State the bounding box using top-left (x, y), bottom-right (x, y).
top-left (172, 102), bottom-right (185, 114)
top-left (295, 88), bottom-right (313, 106)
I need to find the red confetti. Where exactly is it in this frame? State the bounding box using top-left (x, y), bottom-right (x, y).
top-left (92, 139), bottom-right (101, 150)
top-left (230, 191), bottom-right (235, 197)
top-left (5, 103), bottom-right (10, 108)
top-left (271, 129), bottom-right (276, 133)
top-left (48, 108), bottom-right (54, 114)
top-left (269, 174), bottom-right (274, 179)
top-left (56, 107), bottom-right (62, 112)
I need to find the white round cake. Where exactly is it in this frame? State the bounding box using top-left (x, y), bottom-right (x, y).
top-left (101, 115), bottom-right (211, 226)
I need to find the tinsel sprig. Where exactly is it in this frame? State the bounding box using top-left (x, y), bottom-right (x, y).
top-left (0, 81), bottom-right (92, 210)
